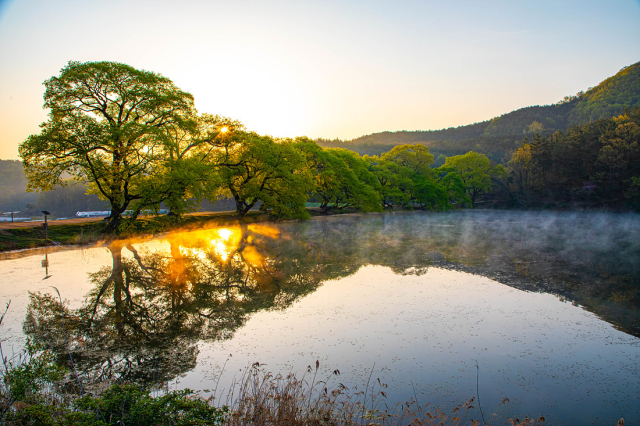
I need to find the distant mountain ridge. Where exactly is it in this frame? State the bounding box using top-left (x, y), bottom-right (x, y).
top-left (318, 61), bottom-right (640, 162)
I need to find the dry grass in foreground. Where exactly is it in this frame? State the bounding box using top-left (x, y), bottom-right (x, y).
top-left (214, 362), bottom-right (547, 426)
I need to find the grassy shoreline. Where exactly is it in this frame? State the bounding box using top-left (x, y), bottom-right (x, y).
top-left (0, 210), bottom-right (278, 252)
top-left (0, 208), bottom-right (382, 253)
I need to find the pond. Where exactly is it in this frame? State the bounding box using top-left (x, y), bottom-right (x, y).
top-left (1, 211), bottom-right (639, 425)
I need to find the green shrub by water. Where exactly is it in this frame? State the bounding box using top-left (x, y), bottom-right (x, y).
top-left (3, 385), bottom-right (227, 426)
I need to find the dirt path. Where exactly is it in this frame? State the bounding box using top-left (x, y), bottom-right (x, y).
top-left (0, 217), bottom-right (103, 230)
top-left (0, 210), bottom-right (246, 231)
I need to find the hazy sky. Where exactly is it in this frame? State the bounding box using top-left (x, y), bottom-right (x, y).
top-left (0, 0), bottom-right (639, 159)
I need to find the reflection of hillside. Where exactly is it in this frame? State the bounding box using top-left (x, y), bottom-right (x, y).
top-left (290, 213), bottom-right (640, 337)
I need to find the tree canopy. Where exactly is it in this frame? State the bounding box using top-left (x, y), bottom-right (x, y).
top-left (495, 106), bottom-right (640, 209)
top-left (19, 61), bottom-right (196, 231)
top-left (443, 152), bottom-right (504, 207)
top-left (206, 132), bottom-right (314, 219)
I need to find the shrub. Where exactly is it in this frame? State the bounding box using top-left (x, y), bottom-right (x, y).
top-left (3, 385), bottom-right (227, 426)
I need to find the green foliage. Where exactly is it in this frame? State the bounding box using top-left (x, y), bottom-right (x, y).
top-left (500, 106), bottom-right (640, 209)
top-left (569, 62), bottom-right (640, 125)
top-left (13, 61), bottom-right (458, 231)
top-left (364, 156), bottom-right (413, 208)
top-left (434, 166), bottom-right (470, 207)
top-left (328, 148), bottom-right (382, 212)
top-left (433, 154), bottom-right (446, 168)
top-left (2, 339), bottom-right (64, 404)
top-left (207, 131), bottom-right (314, 219)
top-left (380, 144), bottom-right (434, 175)
top-left (524, 121), bottom-right (544, 133)
top-left (127, 113), bottom-right (242, 220)
top-left (596, 119), bottom-right (640, 199)
top-left (13, 59), bottom-right (640, 227)
top-left (19, 60), bottom-right (196, 232)
top-left (413, 175), bottom-right (449, 210)
top-left (506, 142), bottom-right (534, 195)
top-left (296, 140), bottom-right (382, 213)
top-left (76, 385), bottom-right (227, 426)
top-left (3, 384), bottom-right (227, 426)
top-left (363, 146), bottom-right (454, 211)
top-left (443, 152), bottom-right (496, 207)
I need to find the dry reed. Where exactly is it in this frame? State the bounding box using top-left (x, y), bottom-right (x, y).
top-left (214, 361), bottom-right (540, 426)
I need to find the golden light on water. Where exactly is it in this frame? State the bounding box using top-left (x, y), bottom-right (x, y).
top-left (153, 224), bottom-right (281, 267)
top-left (180, 247), bottom-right (208, 261)
top-left (241, 245), bottom-right (264, 267)
top-left (218, 228), bottom-right (233, 240)
top-left (214, 228), bottom-right (234, 261)
top-left (247, 224), bottom-right (280, 239)
top-left (214, 240), bottom-right (229, 261)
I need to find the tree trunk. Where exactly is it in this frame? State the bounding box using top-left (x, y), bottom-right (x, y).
top-left (105, 212), bottom-right (121, 233)
top-left (234, 196), bottom-right (252, 218)
top-left (105, 204), bottom-right (128, 233)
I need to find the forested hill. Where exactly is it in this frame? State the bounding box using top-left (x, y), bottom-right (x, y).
top-left (0, 160), bottom-right (36, 212)
top-left (0, 160), bottom-right (108, 216)
top-left (318, 61), bottom-right (640, 162)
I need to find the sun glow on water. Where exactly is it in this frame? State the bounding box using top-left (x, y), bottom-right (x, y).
top-left (214, 240), bottom-right (229, 261)
top-left (218, 228), bottom-right (233, 241)
top-left (153, 224), bottom-right (281, 265)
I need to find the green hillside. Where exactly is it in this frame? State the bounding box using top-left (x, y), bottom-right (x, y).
top-left (568, 63), bottom-right (640, 125)
top-left (319, 61), bottom-right (640, 162)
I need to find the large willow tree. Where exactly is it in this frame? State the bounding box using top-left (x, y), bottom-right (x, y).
top-left (19, 61), bottom-right (196, 231)
top-left (206, 131), bottom-right (314, 219)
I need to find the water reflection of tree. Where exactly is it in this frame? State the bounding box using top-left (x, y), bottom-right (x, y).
top-left (24, 224), bottom-right (344, 388)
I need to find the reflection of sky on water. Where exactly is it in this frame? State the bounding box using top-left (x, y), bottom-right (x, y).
top-left (0, 247), bottom-right (109, 349)
top-left (0, 211), bottom-right (639, 425)
top-left (186, 266), bottom-right (639, 424)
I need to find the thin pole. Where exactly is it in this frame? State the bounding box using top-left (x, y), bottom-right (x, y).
top-left (44, 215), bottom-right (48, 242)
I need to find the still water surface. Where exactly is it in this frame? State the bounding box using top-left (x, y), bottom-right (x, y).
top-left (1, 211), bottom-right (639, 424)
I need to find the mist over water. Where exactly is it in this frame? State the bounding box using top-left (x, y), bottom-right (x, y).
top-left (0, 210), bottom-right (638, 425)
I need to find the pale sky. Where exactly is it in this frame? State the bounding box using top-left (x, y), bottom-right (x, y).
top-left (0, 0), bottom-right (639, 160)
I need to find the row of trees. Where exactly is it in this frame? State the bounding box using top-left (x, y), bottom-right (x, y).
top-left (20, 61), bottom-right (504, 232)
top-left (502, 106), bottom-right (640, 209)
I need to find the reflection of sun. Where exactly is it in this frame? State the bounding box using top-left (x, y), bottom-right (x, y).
top-left (214, 241), bottom-right (228, 261)
top-left (212, 228), bottom-right (235, 261)
top-left (218, 228), bottom-right (232, 241)
top-left (166, 225), bottom-right (279, 264)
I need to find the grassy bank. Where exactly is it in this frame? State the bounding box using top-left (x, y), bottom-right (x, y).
top-left (0, 211), bottom-right (275, 252)
top-left (0, 205), bottom-right (374, 252)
